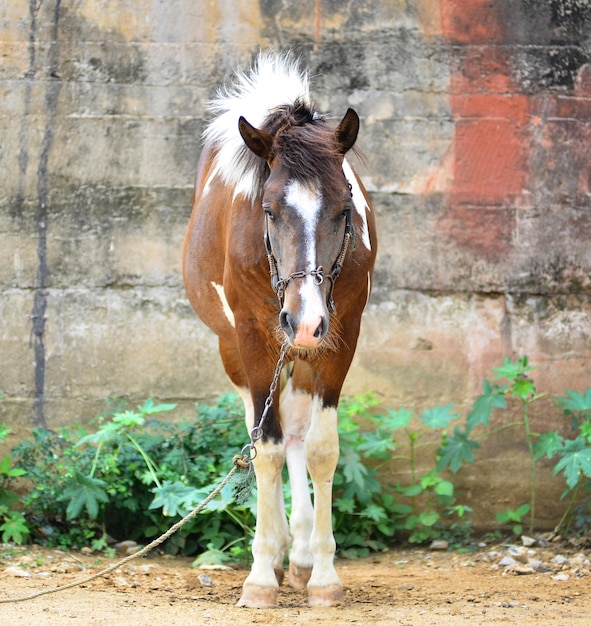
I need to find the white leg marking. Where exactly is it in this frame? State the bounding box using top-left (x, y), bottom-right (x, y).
top-left (235, 387), bottom-right (289, 607)
top-left (211, 281), bottom-right (235, 328)
top-left (306, 398), bottom-right (342, 594)
top-left (240, 439), bottom-right (289, 600)
top-left (343, 159), bottom-right (371, 251)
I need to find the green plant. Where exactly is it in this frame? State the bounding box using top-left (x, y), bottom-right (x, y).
top-left (492, 357), bottom-right (544, 534)
top-left (10, 366), bottom-right (591, 558)
top-left (60, 398), bottom-right (178, 525)
top-left (332, 393), bottom-right (397, 557)
top-left (455, 357), bottom-right (544, 535)
top-left (11, 390), bottom-right (478, 558)
top-left (11, 394), bottom-right (256, 559)
top-left (536, 389), bottom-right (591, 536)
top-left (11, 424), bottom-right (91, 547)
top-left (379, 405), bottom-right (474, 545)
top-left (455, 357), bottom-right (591, 538)
top-left (78, 398), bottom-right (177, 486)
top-left (495, 503), bottom-right (531, 536)
top-left (334, 395), bottom-right (475, 552)
top-left (0, 425), bottom-right (29, 544)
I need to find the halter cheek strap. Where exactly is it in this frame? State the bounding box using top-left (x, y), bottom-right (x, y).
top-left (326, 211), bottom-right (353, 313)
top-left (264, 221), bottom-right (279, 292)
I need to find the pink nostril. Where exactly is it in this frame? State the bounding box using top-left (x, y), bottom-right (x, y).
top-left (294, 315), bottom-right (326, 347)
top-left (280, 309), bottom-right (327, 347)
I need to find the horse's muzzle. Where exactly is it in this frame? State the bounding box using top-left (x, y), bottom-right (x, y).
top-left (280, 308), bottom-right (328, 348)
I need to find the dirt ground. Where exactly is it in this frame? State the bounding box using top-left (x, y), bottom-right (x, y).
top-left (1, 544), bottom-right (589, 625)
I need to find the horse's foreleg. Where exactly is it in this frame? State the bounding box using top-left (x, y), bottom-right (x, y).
top-left (237, 439), bottom-right (289, 607)
top-left (305, 398), bottom-right (343, 606)
top-left (237, 386), bottom-right (289, 608)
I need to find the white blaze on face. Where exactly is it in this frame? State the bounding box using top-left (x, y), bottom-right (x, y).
top-left (284, 180), bottom-right (326, 345)
top-left (285, 178), bottom-right (321, 265)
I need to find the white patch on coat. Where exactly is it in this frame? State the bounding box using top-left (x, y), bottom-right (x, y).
top-left (201, 164), bottom-right (220, 198)
top-left (211, 281), bottom-right (235, 328)
top-left (342, 158), bottom-right (371, 251)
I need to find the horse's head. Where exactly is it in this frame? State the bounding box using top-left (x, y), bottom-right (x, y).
top-left (238, 107), bottom-right (360, 349)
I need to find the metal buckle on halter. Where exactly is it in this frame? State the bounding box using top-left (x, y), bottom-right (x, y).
top-left (312, 268), bottom-right (324, 285)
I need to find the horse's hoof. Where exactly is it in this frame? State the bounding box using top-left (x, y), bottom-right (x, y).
top-left (236, 584), bottom-right (278, 608)
top-left (308, 584), bottom-right (344, 607)
top-left (288, 563), bottom-right (312, 590)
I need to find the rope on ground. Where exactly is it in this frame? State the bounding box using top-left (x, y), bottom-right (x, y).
top-left (0, 457), bottom-right (246, 604)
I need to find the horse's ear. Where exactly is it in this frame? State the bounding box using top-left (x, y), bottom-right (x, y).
top-left (335, 108), bottom-right (359, 155)
top-left (239, 116), bottom-right (274, 160)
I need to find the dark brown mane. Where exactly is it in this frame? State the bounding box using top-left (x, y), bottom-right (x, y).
top-left (247, 100), bottom-right (351, 202)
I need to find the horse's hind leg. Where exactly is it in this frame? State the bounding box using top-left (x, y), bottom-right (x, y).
top-left (281, 379), bottom-right (314, 589)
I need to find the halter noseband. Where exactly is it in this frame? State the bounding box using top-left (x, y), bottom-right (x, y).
top-left (264, 199), bottom-right (353, 315)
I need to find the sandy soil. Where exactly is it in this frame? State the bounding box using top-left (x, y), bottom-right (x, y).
top-left (1, 544), bottom-right (589, 625)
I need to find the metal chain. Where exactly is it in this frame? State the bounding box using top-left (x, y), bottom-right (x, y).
top-left (275, 266), bottom-right (324, 303)
top-left (240, 339), bottom-right (290, 462)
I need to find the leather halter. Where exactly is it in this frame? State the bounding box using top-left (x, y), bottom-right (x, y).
top-left (264, 201), bottom-right (353, 315)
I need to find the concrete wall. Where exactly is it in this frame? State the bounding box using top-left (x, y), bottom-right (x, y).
top-left (1, 1), bottom-right (590, 527)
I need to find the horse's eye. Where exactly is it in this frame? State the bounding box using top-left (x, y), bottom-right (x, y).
top-left (262, 203), bottom-right (276, 221)
top-left (340, 207), bottom-right (352, 220)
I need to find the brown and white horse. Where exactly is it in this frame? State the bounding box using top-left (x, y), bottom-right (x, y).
top-left (183, 53), bottom-right (377, 608)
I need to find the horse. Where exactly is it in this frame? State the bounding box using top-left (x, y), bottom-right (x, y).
top-left (182, 53), bottom-right (377, 608)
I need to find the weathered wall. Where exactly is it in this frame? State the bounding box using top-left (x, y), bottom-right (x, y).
top-left (1, 1), bottom-right (590, 528)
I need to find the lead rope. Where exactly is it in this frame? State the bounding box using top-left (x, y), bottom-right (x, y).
top-left (1, 341), bottom-right (290, 605)
top-left (0, 467), bottom-right (239, 604)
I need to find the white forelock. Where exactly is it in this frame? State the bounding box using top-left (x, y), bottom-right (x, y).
top-left (203, 52), bottom-right (311, 200)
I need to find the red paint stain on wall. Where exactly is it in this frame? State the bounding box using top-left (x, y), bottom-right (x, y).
top-left (452, 116), bottom-right (526, 206)
top-left (438, 0), bottom-right (529, 259)
top-left (440, 0), bottom-right (505, 44)
top-left (438, 206), bottom-right (515, 258)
